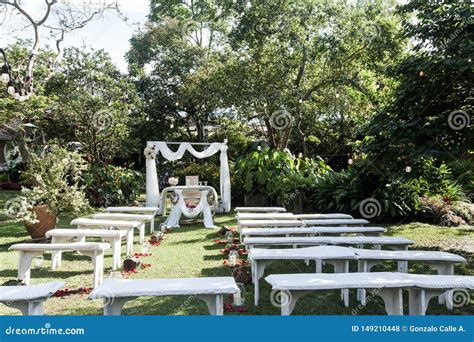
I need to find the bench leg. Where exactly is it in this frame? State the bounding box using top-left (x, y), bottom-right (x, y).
top-left (105, 238), bottom-right (122, 271)
top-left (104, 297), bottom-right (131, 316)
top-left (252, 260), bottom-right (273, 306)
top-left (280, 290), bottom-right (310, 316)
top-left (377, 289), bottom-right (403, 315)
top-left (6, 301), bottom-right (44, 315)
top-left (126, 229), bottom-right (134, 256)
top-left (315, 259), bottom-right (323, 273)
top-left (397, 260), bottom-right (408, 273)
top-left (357, 260), bottom-right (382, 304)
top-left (429, 263), bottom-right (454, 309)
top-left (18, 251), bottom-right (42, 285)
top-left (139, 223), bottom-right (145, 245)
top-left (326, 260), bottom-right (349, 307)
top-left (408, 289), bottom-right (443, 315)
top-left (150, 218), bottom-right (155, 234)
top-left (51, 236), bottom-right (71, 269)
top-left (83, 252), bottom-right (104, 288)
top-left (196, 295), bottom-right (224, 315)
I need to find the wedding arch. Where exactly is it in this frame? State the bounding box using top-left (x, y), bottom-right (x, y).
top-left (144, 141), bottom-right (231, 213)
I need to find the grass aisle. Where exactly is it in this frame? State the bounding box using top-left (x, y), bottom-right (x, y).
top-left (0, 190), bottom-right (473, 315)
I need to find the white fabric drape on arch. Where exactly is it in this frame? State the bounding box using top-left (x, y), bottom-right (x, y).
top-left (145, 141), bottom-right (231, 212)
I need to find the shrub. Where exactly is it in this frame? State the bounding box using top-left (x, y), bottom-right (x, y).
top-left (308, 158), bottom-right (464, 221)
top-left (84, 163), bottom-right (144, 207)
top-left (235, 148), bottom-right (331, 204)
top-left (17, 147), bottom-right (90, 224)
top-left (419, 196), bottom-right (467, 227)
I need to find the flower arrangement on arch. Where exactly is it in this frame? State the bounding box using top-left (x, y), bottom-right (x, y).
top-left (144, 146), bottom-right (156, 159)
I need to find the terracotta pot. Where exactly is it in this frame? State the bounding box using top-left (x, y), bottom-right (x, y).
top-left (25, 204), bottom-right (57, 239)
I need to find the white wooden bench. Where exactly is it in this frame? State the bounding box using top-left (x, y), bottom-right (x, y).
top-left (71, 218), bottom-right (142, 255)
top-left (46, 229), bottom-right (127, 270)
top-left (301, 218), bottom-right (369, 226)
top-left (235, 207), bottom-right (287, 213)
top-left (354, 249), bottom-right (467, 307)
top-left (0, 281), bottom-right (64, 315)
top-left (249, 246), bottom-right (356, 305)
top-left (9, 242), bottom-right (110, 288)
top-left (89, 277), bottom-right (240, 315)
top-left (236, 213), bottom-right (296, 220)
top-left (265, 272), bottom-right (474, 315)
top-left (244, 236), bottom-right (414, 250)
top-left (295, 214), bottom-right (353, 220)
top-left (94, 213), bottom-right (155, 235)
top-left (241, 226), bottom-right (386, 238)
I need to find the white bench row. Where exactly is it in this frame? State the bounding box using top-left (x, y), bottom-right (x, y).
top-left (241, 226), bottom-right (386, 237)
top-left (235, 207), bottom-right (287, 213)
top-left (249, 246), bottom-right (466, 305)
top-left (244, 236), bottom-right (414, 250)
top-left (265, 272), bottom-right (474, 315)
top-left (236, 213), bottom-right (354, 220)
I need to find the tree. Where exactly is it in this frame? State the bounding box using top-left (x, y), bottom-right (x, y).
top-left (222, 0), bottom-right (406, 154)
top-left (363, 0), bottom-right (473, 170)
top-left (0, 0), bottom-right (121, 97)
top-left (44, 48), bottom-right (141, 163)
top-left (127, 0), bottom-right (235, 144)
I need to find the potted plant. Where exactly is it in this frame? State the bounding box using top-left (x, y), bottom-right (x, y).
top-left (16, 147), bottom-right (90, 239)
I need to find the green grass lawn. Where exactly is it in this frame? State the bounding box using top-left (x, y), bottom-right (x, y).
top-left (0, 190), bottom-right (473, 316)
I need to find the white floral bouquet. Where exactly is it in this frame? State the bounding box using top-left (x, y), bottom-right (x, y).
top-left (144, 146), bottom-right (156, 159)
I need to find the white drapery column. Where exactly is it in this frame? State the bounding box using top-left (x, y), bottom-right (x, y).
top-left (145, 145), bottom-right (160, 207)
top-left (144, 142), bottom-right (231, 212)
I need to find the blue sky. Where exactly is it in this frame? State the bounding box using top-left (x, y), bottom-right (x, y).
top-left (0, 0), bottom-right (150, 72)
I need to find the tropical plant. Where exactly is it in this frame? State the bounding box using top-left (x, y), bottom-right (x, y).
top-left (236, 148), bottom-right (331, 204)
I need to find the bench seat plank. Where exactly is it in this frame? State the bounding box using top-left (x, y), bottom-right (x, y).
top-left (355, 249), bottom-right (466, 263)
top-left (237, 213), bottom-right (296, 220)
top-left (295, 214), bottom-right (353, 220)
top-left (244, 236), bottom-right (413, 250)
top-left (235, 207), bottom-right (287, 213)
top-left (302, 219), bottom-right (369, 226)
top-left (238, 219), bottom-right (303, 227)
top-left (9, 242), bottom-right (110, 252)
top-left (46, 229), bottom-right (127, 238)
top-left (241, 227), bottom-right (386, 237)
top-left (89, 277), bottom-right (239, 316)
top-left (106, 206), bottom-right (159, 213)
